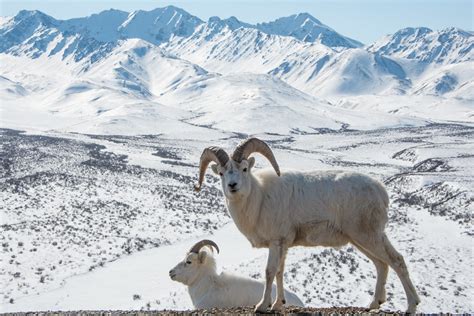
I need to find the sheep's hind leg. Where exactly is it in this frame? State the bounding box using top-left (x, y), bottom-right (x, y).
top-left (271, 245), bottom-right (288, 311)
top-left (255, 243), bottom-right (282, 312)
top-left (380, 233), bottom-right (420, 313)
top-left (353, 232), bottom-right (420, 313)
top-left (353, 243), bottom-right (388, 309)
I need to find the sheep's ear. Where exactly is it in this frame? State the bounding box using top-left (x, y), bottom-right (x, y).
top-left (210, 163), bottom-right (219, 175)
top-left (198, 251), bottom-right (207, 263)
top-left (248, 157), bottom-right (256, 170)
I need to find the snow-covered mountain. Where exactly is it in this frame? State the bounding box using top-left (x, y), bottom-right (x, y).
top-left (61, 9), bottom-right (129, 42)
top-left (0, 10), bottom-right (58, 52)
top-left (0, 6), bottom-right (205, 64)
top-left (368, 27), bottom-right (474, 64)
top-left (164, 23), bottom-right (332, 74)
top-left (256, 12), bottom-right (362, 47)
top-left (165, 25), bottom-right (445, 97)
top-left (116, 6), bottom-right (202, 44)
top-left (162, 19), bottom-right (412, 96)
top-left (0, 10), bottom-right (117, 65)
top-left (0, 5), bottom-right (473, 127)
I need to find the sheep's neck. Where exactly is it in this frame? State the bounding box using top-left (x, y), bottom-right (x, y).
top-left (188, 272), bottom-right (217, 306)
top-left (226, 175), bottom-right (262, 246)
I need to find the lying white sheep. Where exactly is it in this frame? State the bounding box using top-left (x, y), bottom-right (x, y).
top-left (169, 239), bottom-right (304, 309)
top-left (194, 138), bottom-right (420, 313)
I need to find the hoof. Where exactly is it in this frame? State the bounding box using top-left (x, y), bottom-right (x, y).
top-left (255, 301), bottom-right (270, 313)
top-left (406, 304), bottom-right (418, 314)
top-left (406, 296), bottom-right (420, 314)
top-left (270, 303), bottom-right (283, 312)
top-left (369, 299), bottom-right (384, 310)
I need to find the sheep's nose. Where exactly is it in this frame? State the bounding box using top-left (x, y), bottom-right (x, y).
top-left (228, 182), bottom-right (237, 189)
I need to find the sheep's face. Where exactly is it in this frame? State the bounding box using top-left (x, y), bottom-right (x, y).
top-left (211, 157), bottom-right (255, 200)
top-left (169, 251), bottom-right (208, 286)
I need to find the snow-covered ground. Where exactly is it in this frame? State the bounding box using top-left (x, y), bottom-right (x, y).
top-left (1, 5), bottom-right (473, 314)
top-left (1, 123), bottom-right (473, 313)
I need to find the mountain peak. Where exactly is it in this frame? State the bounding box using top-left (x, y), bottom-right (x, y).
top-left (224, 16), bottom-right (241, 23)
top-left (97, 8), bottom-right (129, 15)
top-left (161, 5), bottom-right (184, 12)
top-left (90, 8), bottom-right (129, 19)
top-left (14, 9), bottom-right (56, 25)
top-left (256, 13), bottom-right (362, 47)
top-left (200, 15), bottom-right (251, 38)
top-left (292, 12), bottom-right (323, 25)
top-left (393, 27), bottom-right (433, 37)
top-left (137, 5), bottom-right (201, 20)
top-left (16, 9), bottom-right (47, 17)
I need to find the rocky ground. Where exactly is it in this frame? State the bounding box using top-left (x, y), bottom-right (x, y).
top-left (1, 306), bottom-right (398, 315)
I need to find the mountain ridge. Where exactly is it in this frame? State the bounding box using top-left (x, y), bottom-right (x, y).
top-left (368, 26), bottom-right (473, 64)
top-left (0, 7), bottom-right (363, 49)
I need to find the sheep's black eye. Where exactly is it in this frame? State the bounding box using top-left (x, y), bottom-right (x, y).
top-left (243, 168), bottom-right (247, 172)
top-left (186, 261), bottom-right (192, 264)
top-left (219, 172), bottom-right (223, 176)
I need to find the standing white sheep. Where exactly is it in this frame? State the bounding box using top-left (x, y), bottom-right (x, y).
top-left (169, 239), bottom-right (304, 309)
top-left (194, 138), bottom-right (420, 313)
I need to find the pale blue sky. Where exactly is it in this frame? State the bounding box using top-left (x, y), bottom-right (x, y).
top-left (1, 0), bottom-right (472, 44)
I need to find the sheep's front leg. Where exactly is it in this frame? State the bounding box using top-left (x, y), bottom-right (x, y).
top-left (255, 243), bottom-right (281, 312)
top-left (271, 245), bottom-right (288, 311)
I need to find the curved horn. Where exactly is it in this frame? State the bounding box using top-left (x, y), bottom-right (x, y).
top-left (189, 239), bottom-right (220, 254)
top-left (232, 138), bottom-right (281, 176)
top-left (194, 146), bottom-right (230, 191)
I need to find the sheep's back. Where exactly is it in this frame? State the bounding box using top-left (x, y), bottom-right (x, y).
top-left (254, 169), bottom-right (389, 233)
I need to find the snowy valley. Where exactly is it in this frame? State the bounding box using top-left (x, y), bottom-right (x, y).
top-left (0, 6), bottom-right (473, 313)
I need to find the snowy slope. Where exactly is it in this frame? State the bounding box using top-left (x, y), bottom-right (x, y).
top-left (271, 48), bottom-right (411, 96)
top-left (80, 39), bottom-right (211, 100)
top-left (164, 24), bottom-right (334, 74)
top-left (412, 61), bottom-right (474, 99)
top-left (0, 40), bottom-right (223, 138)
top-left (0, 75), bottom-right (28, 99)
top-left (158, 72), bottom-right (424, 133)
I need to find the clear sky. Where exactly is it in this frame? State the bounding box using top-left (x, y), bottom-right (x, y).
top-left (1, 0), bottom-right (472, 44)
